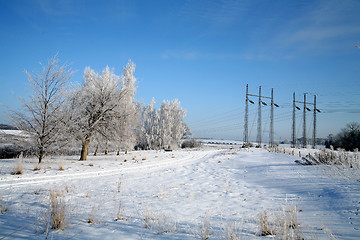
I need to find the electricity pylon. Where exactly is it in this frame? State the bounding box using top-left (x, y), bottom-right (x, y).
top-left (244, 85), bottom-right (278, 147)
top-left (292, 93), bottom-right (320, 149)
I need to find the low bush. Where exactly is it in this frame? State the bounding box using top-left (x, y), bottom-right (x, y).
top-left (0, 145), bottom-right (22, 159)
top-left (181, 139), bottom-right (202, 149)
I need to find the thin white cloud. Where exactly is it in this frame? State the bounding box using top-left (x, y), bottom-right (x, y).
top-left (179, 0), bottom-right (251, 25)
top-left (161, 50), bottom-right (199, 60)
top-left (36, 0), bottom-right (79, 17)
top-left (161, 50), bottom-right (266, 61)
top-left (270, 0), bottom-right (360, 55)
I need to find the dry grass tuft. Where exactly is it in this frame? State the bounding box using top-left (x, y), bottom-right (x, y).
top-left (58, 161), bottom-right (65, 171)
top-left (259, 210), bottom-right (274, 236)
top-left (144, 209), bottom-right (176, 234)
top-left (117, 178), bottom-right (122, 193)
top-left (0, 196), bottom-right (7, 214)
top-left (222, 221), bottom-right (241, 240)
top-left (115, 199), bottom-right (127, 221)
top-left (145, 208), bottom-right (155, 229)
top-left (194, 214), bottom-right (211, 240)
top-left (88, 206), bottom-right (98, 224)
top-left (258, 205), bottom-right (303, 239)
top-left (49, 189), bottom-right (66, 230)
top-left (11, 158), bottom-right (24, 175)
top-left (34, 163), bottom-right (41, 171)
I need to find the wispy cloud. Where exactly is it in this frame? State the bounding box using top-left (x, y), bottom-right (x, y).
top-left (269, 0), bottom-right (360, 55)
top-left (179, 0), bottom-right (251, 25)
top-left (36, 0), bottom-right (79, 17)
top-left (231, 0), bottom-right (360, 60)
top-left (161, 50), bottom-right (199, 60)
top-left (161, 49), bottom-right (266, 61)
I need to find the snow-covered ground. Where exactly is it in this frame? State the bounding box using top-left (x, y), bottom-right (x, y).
top-left (0, 130), bottom-right (26, 137)
top-left (0, 147), bottom-right (359, 239)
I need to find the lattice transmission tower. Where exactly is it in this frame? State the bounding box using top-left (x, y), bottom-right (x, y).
top-left (292, 93), bottom-right (320, 148)
top-left (243, 85), bottom-right (278, 147)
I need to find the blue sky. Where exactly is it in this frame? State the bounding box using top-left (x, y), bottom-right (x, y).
top-left (0, 0), bottom-right (359, 141)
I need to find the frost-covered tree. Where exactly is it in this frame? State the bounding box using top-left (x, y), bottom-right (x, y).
top-left (140, 99), bottom-right (187, 150)
top-left (159, 100), bottom-right (173, 149)
top-left (11, 55), bottom-right (73, 163)
top-left (169, 99), bottom-right (186, 147)
top-left (140, 99), bottom-right (160, 149)
top-left (159, 99), bottom-right (186, 149)
top-left (115, 60), bottom-right (139, 154)
top-left (69, 66), bottom-right (122, 160)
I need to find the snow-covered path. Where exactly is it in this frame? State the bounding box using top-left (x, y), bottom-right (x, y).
top-left (0, 150), bottom-right (214, 188)
top-left (0, 148), bottom-right (359, 239)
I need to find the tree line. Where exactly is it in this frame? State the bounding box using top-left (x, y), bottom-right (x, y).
top-left (11, 55), bottom-right (189, 163)
top-left (325, 122), bottom-right (360, 151)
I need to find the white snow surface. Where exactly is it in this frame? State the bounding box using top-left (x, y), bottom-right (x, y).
top-left (0, 147), bottom-right (359, 239)
top-left (0, 130), bottom-right (26, 137)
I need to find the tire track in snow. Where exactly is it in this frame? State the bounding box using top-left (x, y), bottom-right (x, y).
top-left (0, 151), bottom-right (218, 188)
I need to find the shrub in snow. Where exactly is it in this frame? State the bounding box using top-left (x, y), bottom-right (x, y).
top-left (0, 145), bottom-right (22, 159)
top-left (181, 139), bottom-right (202, 149)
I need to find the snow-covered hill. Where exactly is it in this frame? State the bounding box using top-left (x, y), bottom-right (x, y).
top-left (0, 147), bottom-right (359, 239)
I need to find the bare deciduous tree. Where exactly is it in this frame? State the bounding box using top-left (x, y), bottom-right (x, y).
top-left (332, 122), bottom-right (360, 151)
top-left (11, 55), bottom-right (73, 163)
top-left (69, 66), bottom-right (122, 160)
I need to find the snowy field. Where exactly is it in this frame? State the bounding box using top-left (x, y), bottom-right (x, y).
top-left (0, 146), bottom-right (359, 239)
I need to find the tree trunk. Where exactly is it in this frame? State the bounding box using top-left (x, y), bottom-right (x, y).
top-left (80, 140), bottom-right (90, 161)
top-left (94, 144), bottom-right (98, 156)
top-left (38, 148), bottom-right (44, 164)
top-left (105, 140), bottom-right (108, 155)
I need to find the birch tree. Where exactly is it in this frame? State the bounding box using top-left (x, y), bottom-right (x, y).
top-left (11, 55), bottom-right (73, 163)
top-left (169, 99), bottom-right (186, 148)
top-left (140, 99), bottom-right (160, 149)
top-left (140, 99), bottom-right (187, 150)
top-left (115, 60), bottom-right (138, 154)
top-left (159, 100), bottom-right (173, 149)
